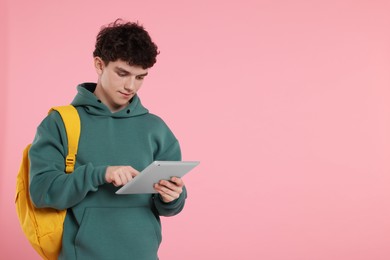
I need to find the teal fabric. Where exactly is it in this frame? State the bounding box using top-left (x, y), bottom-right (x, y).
top-left (29, 83), bottom-right (187, 260)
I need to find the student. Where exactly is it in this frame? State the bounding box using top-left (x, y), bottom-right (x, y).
top-left (29, 19), bottom-right (187, 260)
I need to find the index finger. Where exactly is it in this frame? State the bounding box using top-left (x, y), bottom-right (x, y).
top-left (125, 166), bottom-right (139, 177)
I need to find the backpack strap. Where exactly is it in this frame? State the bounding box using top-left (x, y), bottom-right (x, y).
top-left (49, 106), bottom-right (81, 173)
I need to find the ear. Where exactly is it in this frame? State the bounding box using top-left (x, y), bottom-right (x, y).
top-left (94, 57), bottom-right (105, 75)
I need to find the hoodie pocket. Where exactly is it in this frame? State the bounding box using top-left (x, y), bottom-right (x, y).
top-left (75, 207), bottom-right (161, 260)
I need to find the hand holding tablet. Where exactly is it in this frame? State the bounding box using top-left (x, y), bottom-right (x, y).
top-left (116, 161), bottom-right (200, 194)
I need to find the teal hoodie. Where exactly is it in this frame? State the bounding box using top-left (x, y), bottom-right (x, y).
top-left (29, 83), bottom-right (187, 260)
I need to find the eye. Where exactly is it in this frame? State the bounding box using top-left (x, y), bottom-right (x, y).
top-left (136, 75), bottom-right (145, 80)
top-left (117, 72), bottom-right (127, 77)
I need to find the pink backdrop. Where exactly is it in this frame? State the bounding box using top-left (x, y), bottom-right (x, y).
top-left (2, 1), bottom-right (390, 259)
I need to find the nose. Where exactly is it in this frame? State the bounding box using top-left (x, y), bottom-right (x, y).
top-left (124, 77), bottom-right (136, 91)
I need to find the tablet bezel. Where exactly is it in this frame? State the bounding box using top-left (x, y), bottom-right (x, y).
top-left (115, 161), bottom-right (199, 194)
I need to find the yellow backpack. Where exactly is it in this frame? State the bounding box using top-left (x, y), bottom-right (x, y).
top-left (15, 105), bottom-right (80, 260)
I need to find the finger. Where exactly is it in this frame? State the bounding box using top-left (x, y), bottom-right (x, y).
top-left (131, 170), bottom-right (140, 178)
top-left (124, 171), bottom-right (133, 184)
top-left (160, 193), bottom-right (176, 203)
top-left (106, 173), bottom-right (114, 184)
top-left (113, 174), bottom-right (122, 187)
top-left (118, 173), bottom-right (129, 186)
top-left (154, 185), bottom-right (178, 203)
top-left (125, 166), bottom-right (140, 178)
top-left (116, 167), bottom-right (135, 186)
top-left (170, 177), bottom-right (184, 187)
top-left (155, 183), bottom-right (181, 199)
top-left (159, 180), bottom-right (183, 194)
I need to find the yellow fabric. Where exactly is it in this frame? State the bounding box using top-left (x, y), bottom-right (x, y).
top-left (15, 105), bottom-right (80, 260)
top-left (50, 106), bottom-right (80, 173)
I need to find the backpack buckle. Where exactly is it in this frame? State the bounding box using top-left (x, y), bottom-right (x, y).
top-left (65, 154), bottom-right (76, 173)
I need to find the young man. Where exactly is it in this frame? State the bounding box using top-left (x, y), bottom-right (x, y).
top-left (29, 19), bottom-right (186, 260)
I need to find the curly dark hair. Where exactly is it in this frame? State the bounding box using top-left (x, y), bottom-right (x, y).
top-left (93, 19), bottom-right (159, 69)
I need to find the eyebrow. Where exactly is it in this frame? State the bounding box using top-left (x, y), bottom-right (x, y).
top-left (115, 67), bottom-right (148, 77)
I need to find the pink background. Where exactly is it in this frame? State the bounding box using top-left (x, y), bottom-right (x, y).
top-left (1, 1), bottom-right (390, 259)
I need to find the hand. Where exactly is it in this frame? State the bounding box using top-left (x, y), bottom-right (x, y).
top-left (154, 177), bottom-right (184, 203)
top-left (105, 166), bottom-right (139, 187)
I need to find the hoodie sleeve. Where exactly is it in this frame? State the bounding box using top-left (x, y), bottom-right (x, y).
top-left (29, 111), bottom-right (107, 210)
top-left (152, 137), bottom-right (188, 217)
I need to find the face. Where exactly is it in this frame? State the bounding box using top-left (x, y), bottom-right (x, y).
top-left (94, 58), bottom-right (148, 113)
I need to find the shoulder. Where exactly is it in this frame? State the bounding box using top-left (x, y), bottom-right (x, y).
top-left (141, 113), bottom-right (178, 141)
top-left (30, 109), bottom-right (69, 156)
top-left (39, 109), bottom-right (66, 129)
top-left (140, 112), bottom-right (172, 129)
top-left (34, 109), bottom-right (68, 142)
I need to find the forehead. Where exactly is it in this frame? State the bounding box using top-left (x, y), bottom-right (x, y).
top-left (107, 59), bottom-right (148, 75)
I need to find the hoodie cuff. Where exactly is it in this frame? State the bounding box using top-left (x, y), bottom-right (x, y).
top-left (90, 164), bottom-right (108, 186)
top-left (153, 186), bottom-right (187, 216)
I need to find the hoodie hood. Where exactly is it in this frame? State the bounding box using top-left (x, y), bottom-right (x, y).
top-left (71, 83), bottom-right (149, 118)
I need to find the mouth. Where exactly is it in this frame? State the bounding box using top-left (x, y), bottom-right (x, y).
top-left (119, 91), bottom-right (133, 98)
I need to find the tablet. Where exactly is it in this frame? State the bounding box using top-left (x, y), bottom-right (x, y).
top-left (115, 161), bottom-right (200, 194)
